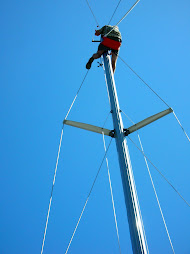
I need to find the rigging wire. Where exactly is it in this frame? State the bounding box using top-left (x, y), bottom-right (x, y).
top-left (64, 138), bottom-right (113, 254)
top-left (125, 133), bottom-right (190, 208)
top-left (85, 0), bottom-right (189, 145)
top-left (65, 70), bottom-right (89, 120)
top-left (118, 56), bottom-right (170, 108)
top-left (102, 111), bottom-right (111, 128)
top-left (41, 126), bottom-right (64, 254)
top-left (102, 133), bottom-right (122, 254)
top-left (40, 70), bottom-right (89, 254)
top-left (108, 0), bottom-right (123, 25)
top-left (121, 111), bottom-right (175, 253)
top-left (119, 56), bottom-right (190, 144)
top-left (104, 0), bottom-right (141, 37)
top-left (85, 0), bottom-right (99, 26)
top-left (173, 111), bottom-right (190, 143)
top-left (138, 134), bottom-right (175, 254)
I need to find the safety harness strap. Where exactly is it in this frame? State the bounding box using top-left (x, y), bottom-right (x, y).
top-left (101, 37), bottom-right (121, 50)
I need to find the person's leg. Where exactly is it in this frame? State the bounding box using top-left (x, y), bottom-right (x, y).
top-left (86, 50), bottom-right (105, 70)
top-left (111, 52), bottom-right (118, 73)
top-left (92, 50), bottom-right (105, 59)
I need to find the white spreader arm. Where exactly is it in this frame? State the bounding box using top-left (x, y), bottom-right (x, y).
top-left (64, 108), bottom-right (173, 137)
top-left (125, 108), bottom-right (173, 135)
top-left (63, 120), bottom-right (113, 137)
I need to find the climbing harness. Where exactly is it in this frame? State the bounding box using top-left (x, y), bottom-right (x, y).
top-left (101, 36), bottom-right (121, 50)
top-left (41, 0), bottom-right (190, 252)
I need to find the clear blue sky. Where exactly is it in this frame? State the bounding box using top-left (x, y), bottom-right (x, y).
top-left (1, 0), bottom-right (190, 253)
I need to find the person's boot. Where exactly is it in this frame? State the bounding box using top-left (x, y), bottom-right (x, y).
top-left (86, 57), bottom-right (94, 69)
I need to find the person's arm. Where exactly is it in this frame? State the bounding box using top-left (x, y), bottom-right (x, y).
top-left (95, 29), bottom-right (101, 36)
top-left (95, 26), bottom-right (104, 36)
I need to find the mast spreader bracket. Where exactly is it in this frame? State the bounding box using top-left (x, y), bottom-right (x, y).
top-left (123, 128), bottom-right (130, 136)
top-left (109, 129), bottom-right (115, 138)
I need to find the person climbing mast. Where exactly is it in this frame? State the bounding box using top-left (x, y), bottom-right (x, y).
top-left (86, 25), bottom-right (122, 73)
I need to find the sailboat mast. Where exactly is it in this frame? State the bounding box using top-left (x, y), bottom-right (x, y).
top-left (103, 52), bottom-right (149, 254)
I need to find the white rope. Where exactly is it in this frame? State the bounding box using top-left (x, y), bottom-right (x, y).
top-left (121, 110), bottom-right (190, 208)
top-left (85, 0), bottom-right (99, 26)
top-left (173, 111), bottom-right (190, 143)
top-left (118, 56), bottom-right (170, 108)
top-left (40, 71), bottom-right (89, 254)
top-left (121, 111), bottom-right (176, 252)
top-left (102, 133), bottom-right (122, 254)
top-left (108, 0), bottom-right (123, 25)
top-left (65, 70), bottom-right (89, 120)
top-left (137, 134), bottom-right (175, 253)
top-left (64, 138), bottom-right (113, 254)
top-left (41, 126), bottom-right (64, 254)
top-left (119, 56), bottom-right (190, 144)
top-left (65, 198), bottom-right (89, 254)
top-left (127, 134), bottom-right (190, 208)
top-left (104, 0), bottom-right (141, 37)
top-left (102, 111), bottom-right (111, 128)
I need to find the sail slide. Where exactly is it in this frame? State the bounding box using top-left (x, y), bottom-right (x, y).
top-left (63, 120), bottom-right (113, 136)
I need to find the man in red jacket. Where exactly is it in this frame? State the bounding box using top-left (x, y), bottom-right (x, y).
top-left (86, 25), bottom-right (122, 73)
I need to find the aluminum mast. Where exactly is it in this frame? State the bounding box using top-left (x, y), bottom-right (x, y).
top-left (102, 52), bottom-right (149, 254)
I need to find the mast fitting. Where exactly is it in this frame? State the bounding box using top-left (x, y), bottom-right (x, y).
top-left (97, 62), bottom-right (103, 67)
top-left (109, 129), bottom-right (115, 138)
top-left (123, 129), bottom-right (130, 136)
